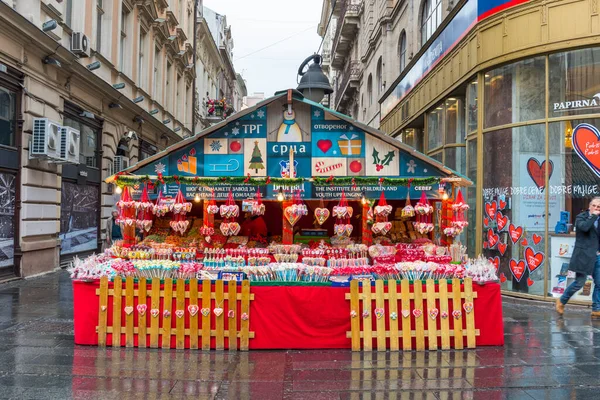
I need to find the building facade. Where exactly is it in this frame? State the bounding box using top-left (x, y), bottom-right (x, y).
top-left (379, 0), bottom-right (600, 304)
top-left (0, 0), bottom-right (195, 277)
top-left (318, 0), bottom-right (455, 128)
top-left (194, 5), bottom-right (243, 130)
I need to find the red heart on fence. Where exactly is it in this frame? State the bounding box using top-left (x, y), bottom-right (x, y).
top-left (525, 247), bottom-right (544, 274)
top-left (317, 139), bottom-right (333, 154)
top-left (496, 211), bottom-right (508, 231)
top-left (487, 229), bottom-right (499, 248)
top-left (532, 234), bottom-right (542, 245)
top-left (485, 201), bottom-right (498, 219)
top-left (498, 199), bottom-right (507, 210)
top-left (526, 157), bottom-right (553, 191)
top-left (508, 224), bottom-right (523, 244)
top-left (488, 256), bottom-right (500, 271)
top-left (572, 123), bottom-right (600, 178)
top-left (498, 241), bottom-right (507, 256)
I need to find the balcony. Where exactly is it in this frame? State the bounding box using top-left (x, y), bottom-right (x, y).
top-left (331, 0), bottom-right (362, 69)
top-left (321, 50), bottom-right (331, 74)
top-left (335, 60), bottom-right (362, 110)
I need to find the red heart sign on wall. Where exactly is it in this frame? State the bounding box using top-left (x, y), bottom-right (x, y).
top-left (573, 123), bottom-right (600, 178)
top-left (525, 247), bottom-right (545, 273)
top-left (488, 256), bottom-right (500, 271)
top-left (526, 157), bottom-right (553, 191)
top-left (496, 211), bottom-right (508, 231)
top-left (485, 201), bottom-right (497, 219)
top-left (508, 224), bottom-right (523, 244)
top-left (487, 229), bottom-right (499, 248)
top-left (509, 259), bottom-right (526, 282)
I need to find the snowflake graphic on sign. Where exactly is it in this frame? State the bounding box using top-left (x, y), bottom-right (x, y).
top-left (257, 110), bottom-right (265, 118)
top-left (232, 127), bottom-right (239, 135)
top-left (154, 162), bottom-right (166, 174)
top-left (314, 110), bottom-right (321, 118)
top-left (372, 147), bottom-right (395, 172)
top-left (210, 140), bottom-right (223, 152)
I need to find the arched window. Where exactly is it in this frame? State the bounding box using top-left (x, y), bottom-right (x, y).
top-left (399, 30), bottom-right (407, 71)
top-left (420, 0), bottom-right (441, 46)
top-left (367, 74), bottom-right (373, 106)
top-left (376, 57), bottom-right (383, 94)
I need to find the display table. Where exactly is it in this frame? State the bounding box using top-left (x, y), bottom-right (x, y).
top-left (73, 280), bottom-right (503, 349)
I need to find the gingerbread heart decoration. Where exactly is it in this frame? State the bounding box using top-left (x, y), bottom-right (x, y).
top-left (413, 309), bottom-right (423, 318)
top-left (314, 207), bottom-right (330, 225)
top-left (163, 310), bottom-right (171, 318)
top-left (241, 312), bottom-right (249, 321)
top-left (213, 307), bottom-right (224, 317)
top-left (201, 308), bottom-right (211, 317)
top-left (402, 309), bottom-right (410, 318)
top-left (429, 308), bottom-right (439, 320)
top-left (374, 308), bottom-right (385, 320)
top-left (350, 310), bottom-right (357, 318)
top-left (175, 310), bottom-right (185, 319)
top-left (150, 308), bottom-right (160, 318)
top-left (452, 310), bottom-right (462, 319)
top-left (124, 306), bottom-right (134, 315)
top-left (188, 305), bottom-right (199, 317)
top-left (228, 310), bottom-right (235, 319)
top-left (136, 304), bottom-right (147, 316)
top-left (463, 302), bottom-right (474, 314)
top-left (441, 311), bottom-right (449, 319)
top-left (284, 206), bottom-right (301, 226)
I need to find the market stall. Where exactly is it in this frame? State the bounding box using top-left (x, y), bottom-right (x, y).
top-left (70, 90), bottom-right (503, 351)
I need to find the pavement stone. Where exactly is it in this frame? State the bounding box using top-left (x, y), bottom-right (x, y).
top-left (0, 270), bottom-right (599, 399)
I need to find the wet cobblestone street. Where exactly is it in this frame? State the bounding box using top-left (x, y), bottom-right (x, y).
top-left (0, 271), bottom-right (599, 399)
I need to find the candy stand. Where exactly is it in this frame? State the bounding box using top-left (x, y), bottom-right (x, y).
top-left (71, 90), bottom-right (503, 351)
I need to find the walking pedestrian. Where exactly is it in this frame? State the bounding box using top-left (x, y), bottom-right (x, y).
top-left (556, 197), bottom-right (600, 317)
top-left (105, 210), bottom-right (122, 249)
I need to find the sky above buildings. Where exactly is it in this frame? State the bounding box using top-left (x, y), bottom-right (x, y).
top-left (203, 0), bottom-right (324, 99)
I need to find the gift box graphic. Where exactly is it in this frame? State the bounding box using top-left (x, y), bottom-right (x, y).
top-left (337, 134), bottom-right (362, 156)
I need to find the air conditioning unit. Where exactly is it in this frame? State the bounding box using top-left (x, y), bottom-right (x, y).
top-left (71, 32), bottom-right (90, 57)
top-left (31, 118), bottom-right (62, 160)
top-left (113, 156), bottom-right (129, 173)
top-left (59, 126), bottom-right (81, 164)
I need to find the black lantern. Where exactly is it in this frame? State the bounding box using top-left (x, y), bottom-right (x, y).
top-left (297, 54), bottom-right (333, 103)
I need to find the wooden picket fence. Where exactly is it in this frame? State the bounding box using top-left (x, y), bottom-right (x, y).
top-left (346, 278), bottom-right (479, 351)
top-left (96, 277), bottom-right (254, 350)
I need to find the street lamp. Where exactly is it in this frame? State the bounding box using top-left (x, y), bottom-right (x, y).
top-left (297, 54), bottom-right (333, 103)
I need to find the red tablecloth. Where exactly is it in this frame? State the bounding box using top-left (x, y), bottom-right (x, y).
top-left (73, 281), bottom-right (503, 349)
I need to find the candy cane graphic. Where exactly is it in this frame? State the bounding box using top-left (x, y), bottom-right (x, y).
top-left (315, 161), bottom-right (343, 174)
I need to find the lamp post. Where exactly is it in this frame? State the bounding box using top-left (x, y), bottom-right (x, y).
top-left (297, 54), bottom-right (333, 104)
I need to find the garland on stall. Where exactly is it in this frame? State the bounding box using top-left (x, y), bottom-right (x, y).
top-left (311, 176), bottom-right (442, 187)
top-left (114, 175), bottom-right (444, 188)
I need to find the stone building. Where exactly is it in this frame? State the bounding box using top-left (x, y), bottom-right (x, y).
top-left (0, 0), bottom-right (195, 277)
top-left (318, 0), bottom-right (455, 128)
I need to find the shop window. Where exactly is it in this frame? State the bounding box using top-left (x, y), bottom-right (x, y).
top-left (482, 124), bottom-right (546, 296)
top-left (376, 57), bottom-right (383, 94)
top-left (466, 139), bottom-right (477, 257)
top-left (466, 80), bottom-right (478, 135)
top-left (547, 119), bottom-right (600, 301)
top-left (367, 74), bottom-right (373, 105)
top-left (484, 57), bottom-right (545, 128)
top-left (444, 147), bottom-right (465, 175)
top-left (426, 104), bottom-right (444, 151)
top-left (0, 172), bottom-right (16, 270)
top-left (139, 140), bottom-right (158, 160)
top-left (549, 47), bottom-right (600, 118)
top-left (0, 87), bottom-right (16, 147)
top-left (445, 98), bottom-right (465, 144)
top-left (60, 182), bottom-right (99, 256)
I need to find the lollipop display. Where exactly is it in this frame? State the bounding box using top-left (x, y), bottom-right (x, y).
top-left (333, 191), bottom-right (353, 238)
top-left (135, 185), bottom-right (154, 233)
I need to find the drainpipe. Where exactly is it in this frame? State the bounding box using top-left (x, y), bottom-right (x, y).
top-left (191, 0), bottom-right (199, 135)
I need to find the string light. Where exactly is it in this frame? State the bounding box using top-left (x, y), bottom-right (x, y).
top-left (442, 191), bottom-right (449, 201)
top-left (277, 189), bottom-right (284, 202)
top-left (115, 186), bottom-right (122, 194)
top-left (194, 192), bottom-right (201, 203)
top-left (361, 191), bottom-right (367, 205)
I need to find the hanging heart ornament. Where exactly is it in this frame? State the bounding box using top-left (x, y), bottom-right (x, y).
top-left (314, 207), bottom-right (330, 225)
top-left (284, 206), bottom-right (302, 226)
top-left (188, 305), bottom-right (199, 317)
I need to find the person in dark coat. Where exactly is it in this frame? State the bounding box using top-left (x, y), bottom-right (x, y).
top-left (556, 198), bottom-right (600, 317)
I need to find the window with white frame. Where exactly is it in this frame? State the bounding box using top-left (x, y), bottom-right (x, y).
top-left (399, 30), bottom-right (407, 71)
top-left (367, 74), bottom-right (373, 106)
top-left (138, 29), bottom-right (147, 89)
top-left (376, 57), bottom-right (383, 94)
top-left (420, 0), bottom-right (442, 46)
top-left (166, 61), bottom-right (172, 111)
top-left (120, 6), bottom-right (130, 74)
top-left (153, 45), bottom-right (162, 102)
